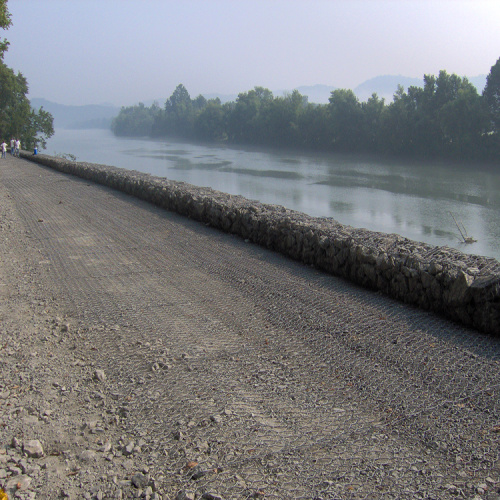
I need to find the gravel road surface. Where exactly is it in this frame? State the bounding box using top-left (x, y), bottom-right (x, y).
top-left (0, 155), bottom-right (499, 499)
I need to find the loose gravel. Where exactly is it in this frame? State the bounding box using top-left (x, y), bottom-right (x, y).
top-left (0, 155), bottom-right (499, 499)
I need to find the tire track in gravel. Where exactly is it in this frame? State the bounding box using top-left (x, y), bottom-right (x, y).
top-left (2, 158), bottom-right (500, 498)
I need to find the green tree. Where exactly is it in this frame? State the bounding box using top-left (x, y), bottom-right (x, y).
top-left (437, 81), bottom-right (488, 158)
top-left (297, 103), bottom-right (329, 149)
top-left (111, 102), bottom-right (157, 137)
top-left (258, 90), bottom-right (306, 147)
top-left (227, 87), bottom-right (273, 143)
top-left (361, 93), bottom-right (385, 152)
top-left (418, 72), bottom-right (487, 157)
top-left (164, 84), bottom-right (195, 137)
top-left (328, 89), bottom-right (364, 151)
top-left (379, 72), bottom-right (490, 159)
top-left (482, 57), bottom-right (500, 159)
top-left (0, 0), bottom-right (53, 149)
top-left (194, 98), bottom-right (227, 141)
top-left (379, 85), bottom-right (417, 155)
top-left (484, 57), bottom-right (500, 133)
top-left (192, 94), bottom-right (207, 112)
top-left (0, 0), bottom-right (11, 57)
top-left (407, 79), bottom-right (442, 156)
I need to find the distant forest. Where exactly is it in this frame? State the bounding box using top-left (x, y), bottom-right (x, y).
top-left (111, 58), bottom-right (500, 162)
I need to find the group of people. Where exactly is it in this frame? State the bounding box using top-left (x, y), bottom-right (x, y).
top-left (0, 137), bottom-right (21, 158)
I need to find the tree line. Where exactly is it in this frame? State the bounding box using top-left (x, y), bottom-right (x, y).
top-left (112, 58), bottom-right (500, 162)
top-left (0, 0), bottom-right (54, 150)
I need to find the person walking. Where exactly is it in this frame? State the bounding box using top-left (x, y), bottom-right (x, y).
top-left (1, 141), bottom-right (7, 158)
top-left (10, 137), bottom-right (15, 155)
top-left (14, 138), bottom-right (20, 157)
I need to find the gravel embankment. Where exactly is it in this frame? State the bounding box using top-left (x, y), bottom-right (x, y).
top-left (0, 155), bottom-right (499, 499)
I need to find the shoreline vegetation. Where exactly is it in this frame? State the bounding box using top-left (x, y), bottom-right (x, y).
top-left (111, 58), bottom-right (500, 164)
top-left (0, 1), bottom-right (54, 150)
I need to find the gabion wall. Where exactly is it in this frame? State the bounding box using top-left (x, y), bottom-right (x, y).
top-left (22, 152), bottom-right (500, 335)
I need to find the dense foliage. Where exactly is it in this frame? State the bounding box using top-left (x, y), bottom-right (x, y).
top-left (112, 61), bottom-right (500, 162)
top-left (0, 0), bottom-right (54, 149)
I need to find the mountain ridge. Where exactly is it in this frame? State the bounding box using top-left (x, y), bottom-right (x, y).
top-left (32, 73), bottom-right (488, 129)
top-left (30, 98), bottom-right (120, 129)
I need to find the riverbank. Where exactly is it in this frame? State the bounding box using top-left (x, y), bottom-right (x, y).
top-left (21, 151), bottom-right (500, 335)
top-left (45, 128), bottom-right (500, 262)
top-left (2, 153), bottom-right (500, 498)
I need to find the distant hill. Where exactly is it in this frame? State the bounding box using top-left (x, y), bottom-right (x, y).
top-left (353, 75), bottom-right (424, 102)
top-left (30, 98), bottom-right (120, 129)
top-left (353, 74), bottom-right (487, 103)
top-left (282, 75), bottom-right (487, 104)
top-left (31, 73), bottom-right (489, 127)
top-left (294, 85), bottom-right (337, 104)
top-left (278, 79), bottom-right (421, 104)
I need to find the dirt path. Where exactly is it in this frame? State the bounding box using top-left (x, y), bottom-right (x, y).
top-left (0, 155), bottom-right (499, 499)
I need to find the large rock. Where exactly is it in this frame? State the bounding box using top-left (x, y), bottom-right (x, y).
top-left (23, 440), bottom-right (44, 458)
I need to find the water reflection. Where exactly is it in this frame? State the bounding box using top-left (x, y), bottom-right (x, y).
top-left (219, 167), bottom-right (304, 180)
top-left (317, 167), bottom-right (497, 208)
top-left (46, 129), bottom-right (500, 261)
top-left (329, 200), bottom-right (353, 212)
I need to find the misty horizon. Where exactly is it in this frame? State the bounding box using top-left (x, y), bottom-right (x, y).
top-left (30, 73), bottom-right (489, 110)
top-left (3, 1), bottom-right (499, 107)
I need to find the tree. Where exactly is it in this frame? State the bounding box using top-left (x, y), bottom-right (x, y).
top-left (418, 72), bottom-right (487, 157)
top-left (361, 93), bottom-right (385, 152)
top-left (227, 87), bottom-right (273, 144)
top-left (258, 90), bottom-right (306, 147)
top-left (437, 81), bottom-right (488, 158)
top-left (192, 94), bottom-right (207, 112)
top-left (379, 85), bottom-right (417, 155)
top-left (194, 98), bottom-right (227, 142)
top-left (0, 0), bottom-right (11, 58)
top-left (484, 57), bottom-right (500, 133)
top-left (0, 1), bottom-right (53, 149)
top-left (482, 57), bottom-right (500, 159)
top-left (297, 103), bottom-right (330, 149)
top-left (0, 50), bottom-right (54, 148)
top-left (111, 102), bottom-right (157, 137)
top-left (379, 72), bottom-right (491, 160)
top-left (328, 89), bottom-right (364, 151)
top-left (163, 84), bottom-right (195, 137)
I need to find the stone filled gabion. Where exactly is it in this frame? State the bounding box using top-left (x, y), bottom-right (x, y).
top-left (23, 152), bottom-right (500, 335)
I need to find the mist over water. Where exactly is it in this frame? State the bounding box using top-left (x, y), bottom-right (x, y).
top-left (46, 128), bottom-right (500, 262)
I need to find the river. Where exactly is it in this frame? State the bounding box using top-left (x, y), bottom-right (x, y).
top-left (45, 128), bottom-right (500, 262)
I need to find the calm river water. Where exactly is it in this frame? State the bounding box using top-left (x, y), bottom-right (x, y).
top-left (46, 128), bottom-right (500, 262)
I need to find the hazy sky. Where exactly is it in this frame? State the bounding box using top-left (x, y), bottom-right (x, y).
top-left (3, 0), bottom-right (500, 106)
